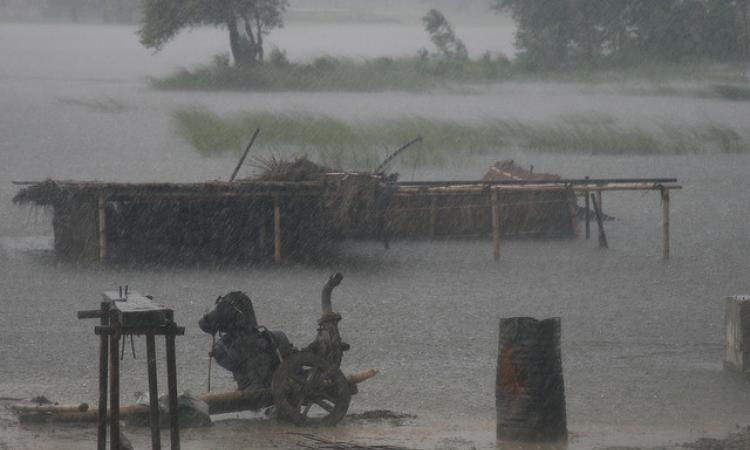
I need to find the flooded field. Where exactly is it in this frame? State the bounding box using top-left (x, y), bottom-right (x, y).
top-left (2, 23), bottom-right (750, 449)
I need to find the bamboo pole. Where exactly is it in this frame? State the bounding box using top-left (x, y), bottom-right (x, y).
top-left (97, 193), bottom-right (107, 263)
top-left (661, 188), bottom-right (670, 260)
top-left (429, 196), bottom-right (437, 240)
top-left (491, 190), bottom-right (500, 261)
top-left (17, 369), bottom-right (380, 423)
top-left (584, 176), bottom-right (590, 240)
top-left (591, 194), bottom-right (608, 249)
top-left (273, 195), bottom-right (281, 263)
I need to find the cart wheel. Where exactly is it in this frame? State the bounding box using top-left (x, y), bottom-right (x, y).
top-left (271, 352), bottom-right (351, 426)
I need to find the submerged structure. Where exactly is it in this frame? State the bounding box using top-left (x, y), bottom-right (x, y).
top-left (13, 160), bottom-right (680, 263)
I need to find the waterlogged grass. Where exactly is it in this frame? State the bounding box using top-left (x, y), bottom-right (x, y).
top-left (153, 54), bottom-right (515, 92)
top-left (174, 108), bottom-right (749, 169)
top-left (152, 53), bottom-right (750, 93)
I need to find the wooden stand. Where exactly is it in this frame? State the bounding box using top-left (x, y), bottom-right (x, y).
top-left (79, 290), bottom-right (185, 450)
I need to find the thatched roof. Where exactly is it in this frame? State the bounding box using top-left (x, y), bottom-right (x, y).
top-left (13, 178), bottom-right (324, 206)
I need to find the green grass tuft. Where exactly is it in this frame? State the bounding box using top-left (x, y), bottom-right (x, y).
top-left (173, 109), bottom-right (750, 169)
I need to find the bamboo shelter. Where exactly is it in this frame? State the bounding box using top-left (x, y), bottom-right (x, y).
top-left (13, 160), bottom-right (680, 263)
top-left (387, 161), bottom-right (580, 241)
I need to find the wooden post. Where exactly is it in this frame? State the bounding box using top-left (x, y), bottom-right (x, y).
top-left (97, 302), bottom-right (109, 450)
top-left (584, 177), bottom-right (590, 240)
top-left (661, 188), bottom-right (670, 260)
top-left (165, 311), bottom-right (180, 450)
top-left (724, 296), bottom-right (750, 373)
top-left (491, 190), bottom-right (500, 261)
top-left (429, 196), bottom-right (437, 240)
top-left (146, 334), bottom-right (161, 450)
top-left (109, 310), bottom-right (121, 450)
top-left (497, 317), bottom-right (567, 443)
top-left (273, 195), bottom-right (281, 263)
top-left (596, 190), bottom-right (603, 217)
top-left (97, 193), bottom-right (107, 263)
top-left (591, 193), bottom-right (608, 249)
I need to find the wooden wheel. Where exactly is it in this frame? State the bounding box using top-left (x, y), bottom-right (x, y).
top-left (271, 352), bottom-right (351, 426)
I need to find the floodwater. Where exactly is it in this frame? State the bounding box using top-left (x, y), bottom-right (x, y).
top-left (1, 23), bottom-right (750, 449)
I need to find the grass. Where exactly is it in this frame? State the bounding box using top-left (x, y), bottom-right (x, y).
top-left (152, 53), bottom-right (517, 92)
top-left (151, 51), bottom-right (750, 93)
top-left (173, 108), bottom-right (749, 169)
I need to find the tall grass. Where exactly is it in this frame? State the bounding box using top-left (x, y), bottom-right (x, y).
top-left (173, 108), bottom-right (749, 169)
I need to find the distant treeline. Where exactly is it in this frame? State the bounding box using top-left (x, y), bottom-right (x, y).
top-left (494, 0), bottom-right (750, 69)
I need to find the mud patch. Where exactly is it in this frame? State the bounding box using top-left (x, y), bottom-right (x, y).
top-left (598, 426), bottom-right (750, 450)
top-left (345, 410), bottom-right (416, 427)
top-left (435, 436), bottom-right (477, 450)
top-left (291, 432), bottom-right (414, 449)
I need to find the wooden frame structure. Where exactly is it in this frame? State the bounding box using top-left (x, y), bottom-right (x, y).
top-left (395, 179), bottom-right (681, 260)
top-left (13, 177), bottom-right (680, 263)
top-left (78, 290), bottom-right (186, 450)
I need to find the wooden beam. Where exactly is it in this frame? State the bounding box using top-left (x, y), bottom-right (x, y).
top-left (274, 195), bottom-right (281, 263)
top-left (97, 194), bottom-right (107, 263)
top-left (661, 188), bottom-right (670, 260)
top-left (491, 190), bottom-right (501, 261)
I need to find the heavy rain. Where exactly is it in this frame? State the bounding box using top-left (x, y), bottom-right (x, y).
top-left (1, 1), bottom-right (750, 449)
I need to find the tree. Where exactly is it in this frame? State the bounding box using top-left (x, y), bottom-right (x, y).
top-left (492, 0), bottom-right (750, 69)
top-left (139, 0), bottom-right (288, 66)
top-left (422, 9), bottom-right (468, 59)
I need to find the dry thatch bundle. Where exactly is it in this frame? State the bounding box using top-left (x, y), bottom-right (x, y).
top-left (482, 160), bottom-right (560, 182)
top-left (250, 156), bottom-right (333, 182)
top-left (322, 173), bottom-right (387, 238)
